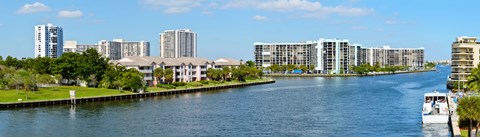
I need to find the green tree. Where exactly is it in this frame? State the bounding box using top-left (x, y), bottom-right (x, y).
top-left (154, 67), bottom-right (165, 84)
top-left (37, 74), bottom-right (55, 84)
top-left (246, 60), bottom-right (256, 67)
top-left (222, 66), bottom-right (231, 81)
top-left (308, 65), bottom-right (315, 73)
top-left (30, 57), bottom-right (53, 74)
top-left (467, 65), bottom-right (480, 92)
top-left (100, 65), bottom-right (124, 89)
top-left (270, 64), bottom-right (280, 73)
top-left (457, 96), bottom-right (480, 137)
top-left (286, 64), bottom-right (296, 73)
top-left (299, 65), bottom-right (308, 73)
top-left (120, 68), bottom-right (145, 92)
top-left (52, 52), bottom-right (81, 85)
top-left (78, 49), bottom-right (108, 87)
top-left (54, 74), bottom-right (63, 85)
top-left (164, 68), bottom-right (174, 84)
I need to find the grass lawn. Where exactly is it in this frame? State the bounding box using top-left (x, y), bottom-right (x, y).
top-left (148, 78), bottom-right (272, 92)
top-left (0, 86), bottom-right (132, 103)
top-left (461, 129), bottom-right (467, 137)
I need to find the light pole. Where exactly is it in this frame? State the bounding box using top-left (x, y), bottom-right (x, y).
top-left (462, 67), bottom-right (466, 92)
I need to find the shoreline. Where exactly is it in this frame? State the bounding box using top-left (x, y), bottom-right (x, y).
top-left (0, 79), bottom-right (275, 109)
top-left (264, 69), bottom-right (435, 77)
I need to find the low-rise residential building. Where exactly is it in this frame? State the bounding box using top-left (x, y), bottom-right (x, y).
top-left (112, 57), bottom-right (241, 86)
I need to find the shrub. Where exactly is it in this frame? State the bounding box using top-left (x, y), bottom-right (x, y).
top-left (156, 84), bottom-right (176, 89)
top-left (187, 82), bottom-right (203, 87)
top-left (199, 80), bottom-right (209, 84)
top-left (171, 82), bottom-right (186, 87)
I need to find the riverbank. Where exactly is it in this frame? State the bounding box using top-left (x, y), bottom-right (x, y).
top-left (264, 69), bottom-right (435, 77)
top-left (0, 79), bottom-right (275, 109)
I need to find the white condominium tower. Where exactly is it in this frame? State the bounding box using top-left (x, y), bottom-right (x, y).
top-left (65, 39), bottom-right (150, 60)
top-left (34, 23), bottom-right (63, 58)
top-left (254, 41), bottom-right (317, 69)
top-left (450, 36), bottom-right (480, 83)
top-left (160, 29), bottom-right (197, 58)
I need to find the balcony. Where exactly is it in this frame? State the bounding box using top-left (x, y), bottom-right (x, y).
top-left (143, 77), bottom-right (153, 81)
top-left (139, 69), bottom-right (152, 73)
top-left (452, 58), bottom-right (474, 61)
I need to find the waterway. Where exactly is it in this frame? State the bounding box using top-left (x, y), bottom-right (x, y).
top-left (0, 66), bottom-right (451, 137)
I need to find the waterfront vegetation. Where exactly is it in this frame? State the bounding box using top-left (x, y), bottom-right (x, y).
top-left (0, 86), bottom-right (131, 103)
top-left (0, 49), bottom-right (146, 93)
top-left (457, 96), bottom-right (480, 137)
top-left (149, 78), bottom-right (270, 92)
top-left (0, 50), bottom-right (265, 102)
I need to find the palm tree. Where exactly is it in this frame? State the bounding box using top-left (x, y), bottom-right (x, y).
top-left (467, 66), bottom-right (480, 92)
top-left (154, 67), bottom-right (165, 85)
top-left (457, 96), bottom-right (480, 137)
top-left (164, 68), bottom-right (174, 84)
top-left (222, 66), bottom-right (231, 81)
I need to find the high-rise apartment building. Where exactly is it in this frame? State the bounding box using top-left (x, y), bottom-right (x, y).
top-left (365, 46), bottom-right (424, 70)
top-left (64, 41), bottom-right (98, 53)
top-left (113, 39), bottom-right (150, 58)
top-left (318, 39), bottom-right (355, 74)
top-left (34, 23), bottom-right (63, 58)
top-left (254, 42), bottom-right (317, 69)
top-left (450, 36), bottom-right (480, 83)
top-left (98, 40), bottom-right (122, 60)
top-left (255, 38), bottom-right (425, 74)
top-left (160, 29), bottom-right (197, 58)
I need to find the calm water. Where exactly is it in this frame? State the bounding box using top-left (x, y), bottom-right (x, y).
top-left (0, 66), bottom-right (451, 137)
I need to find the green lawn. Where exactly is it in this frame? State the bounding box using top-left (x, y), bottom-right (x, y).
top-left (0, 78), bottom-right (273, 103)
top-left (0, 86), bottom-right (132, 103)
top-left (148, 78), bottom-right (272, 92)
top-left (461, 129), bottom-right (467, 137)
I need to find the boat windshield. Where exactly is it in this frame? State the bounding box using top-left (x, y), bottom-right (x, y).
top-left (425, 96), bottom-right (446, 103)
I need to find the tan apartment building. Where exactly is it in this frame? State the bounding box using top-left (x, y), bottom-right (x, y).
top-left (450, 36), bottom-right (480, 83)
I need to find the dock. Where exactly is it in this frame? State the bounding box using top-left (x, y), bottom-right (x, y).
top-left (448, 93), bottom-right (461, 137)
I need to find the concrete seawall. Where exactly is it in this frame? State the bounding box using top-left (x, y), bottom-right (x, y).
top-left (264, 69), bottom-right (435, 77)
top-left (0, 80), bottom-right (275, 109)
top-left (448, 93), bottom-right (461, 137)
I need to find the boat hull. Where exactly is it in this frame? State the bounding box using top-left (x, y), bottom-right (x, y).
top-left (422, 115), bottom-right (449, 124)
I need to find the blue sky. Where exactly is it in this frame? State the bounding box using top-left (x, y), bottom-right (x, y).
top-left (0, 0), bottom-right (479, 61)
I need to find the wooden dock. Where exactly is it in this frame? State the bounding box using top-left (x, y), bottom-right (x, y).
top-left (0, 80), bottom-right (275, 109)
top-left (448, 93), bottom-right (461, 137)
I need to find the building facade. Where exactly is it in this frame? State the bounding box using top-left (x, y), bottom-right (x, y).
top-left (64, 41), bottom-right (98, 53)
top-left (160, 29), bottom-right (197, 58)
top-left (113, 39), bottom-right (150, 58)
top-left (364, 46), bottom-right (424, 70)
top-left (450, 36), bottom-right (480, 83)
top-left (255, 38), bottom-right (425, 74)
top-left (98, 40), bottom-right (122, 60)
top-left (254, 42), bottom-right (317, 69)
top-left (34, 23), bottom-right (63, 58)
top-left (113, 57), bottom-right (240, 86)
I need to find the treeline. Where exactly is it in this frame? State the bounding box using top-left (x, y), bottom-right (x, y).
top-left (265, 64), bottom-right (315, 74)
top-left (351, 63), bottom-right (410, 74)
top-left (0, 49), bottom-right (145, 92)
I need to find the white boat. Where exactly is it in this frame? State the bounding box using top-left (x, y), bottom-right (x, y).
top-left (422, 91), bottom-right (449, 124)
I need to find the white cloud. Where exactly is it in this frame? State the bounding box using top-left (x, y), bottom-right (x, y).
top-left (17, 2), bottom-right (50, 14)
top-left (202, 11), bottom-right (213, 15)
top-left (253, 15), bottom-right (267, 21)
top-left (222, 0), bottom-right (373, 18)
top-left (385, 19), bottom-right (397, 25)
top-left (140, 0), bottom-right (201, 14)
top-left (164, 7), bottom-right (190, 14)
top-left (58, 10), bottom-right (83, 18)
top-left (351, 26), bottom-right (367, 30)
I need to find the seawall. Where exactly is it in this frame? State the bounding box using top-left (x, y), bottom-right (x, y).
top-left (0, 80), bottom-right (275, 109)
top-left (264, 69), bottom-right (435, 77)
